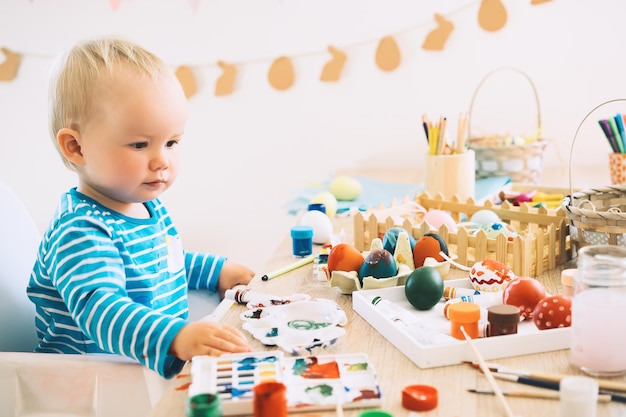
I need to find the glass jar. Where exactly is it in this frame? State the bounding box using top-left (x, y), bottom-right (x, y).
top-left (570, 245), bottom-right (626, 377)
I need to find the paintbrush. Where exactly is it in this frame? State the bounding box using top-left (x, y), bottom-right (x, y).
top-left (464, 361), bottom-right (626, 393)
top-left (468, 388), bottom-right (612, 402)
top-left (460, 326), bottom-right (517, 417)
top-left (487, 372), bottom-right (626, 404)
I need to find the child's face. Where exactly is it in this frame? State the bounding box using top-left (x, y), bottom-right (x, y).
top-left (75, 70), bottom-right (188, 215)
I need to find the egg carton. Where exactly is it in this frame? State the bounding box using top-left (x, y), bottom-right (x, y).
top-left (353, 192), bottom-right (573, 278)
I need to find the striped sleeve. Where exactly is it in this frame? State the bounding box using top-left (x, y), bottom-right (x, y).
top-left (34, 214), bottom-right (187, 378)
top-left (185, 251), bottom-right (225, 294)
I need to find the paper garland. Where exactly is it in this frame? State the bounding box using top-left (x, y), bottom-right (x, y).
top-left (0, 48), bottom-right (21, 82)
top-left (422, 14), bottom-right (455, 51)
top-left (478, 0), bottom-right (508, 32)
top-left (1, 0), bottom-right (553, 97)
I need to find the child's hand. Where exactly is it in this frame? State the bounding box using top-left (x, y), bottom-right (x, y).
top-left (217, 261), bottom-right (255, 298)
top-left (169, 321), bottom-right (252, 361)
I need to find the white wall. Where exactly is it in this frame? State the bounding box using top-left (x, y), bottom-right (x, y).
top-left (1, 0), bottom-right (625, 272)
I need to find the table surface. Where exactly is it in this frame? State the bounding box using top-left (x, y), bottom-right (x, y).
top-left (151, 169), bottom-right (626, 417)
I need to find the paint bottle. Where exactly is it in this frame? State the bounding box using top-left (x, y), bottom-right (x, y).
top-left (253, 381), bottom-right (288, 417)
top-left (186, 393), bottom-right (222, 417)
top-left (486, 304), bottom-right (520, 337)
top-left (447, 302), bottom-right (481, 340)
top-left (290, 225), bottom-right (313, 257)
top-left (559, 376), bottom-right (598, 417)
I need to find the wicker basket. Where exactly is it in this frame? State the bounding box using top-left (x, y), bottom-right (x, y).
top-left (562, 98), bottom-right (626, 252)
top-left (468, 67), bottom-right (548, 184)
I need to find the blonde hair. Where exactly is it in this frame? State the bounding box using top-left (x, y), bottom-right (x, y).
top-left (48, 37), bottom-right (171, 170)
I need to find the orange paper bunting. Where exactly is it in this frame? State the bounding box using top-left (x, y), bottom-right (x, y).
top-left (215, 61), bottom-right (237, 96)
top-left (320, 45), bottom-right (346, 82)
top-left (531, 0), bottom-right (552, 4)
top-left (422, 14), bottom-right (455, 51)
top-left (478, 0), bottom-right (508, 32)
top-left (175, 65), bottom-right (197, 99)
top-left (268, 56), bottom-right (295, 91)
top-left (375, 36), bottom-right (401, 72)
top-left (0, 48), bottom-right (21, 82)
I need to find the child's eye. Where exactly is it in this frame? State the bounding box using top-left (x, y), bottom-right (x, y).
top-left (166, 140), bottom-right (179, 148)
top-left (130, 142), bottom-right (148, 150)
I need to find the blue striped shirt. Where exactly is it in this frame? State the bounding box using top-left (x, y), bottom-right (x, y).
top-left (27, 189), bottom-right (225, 378)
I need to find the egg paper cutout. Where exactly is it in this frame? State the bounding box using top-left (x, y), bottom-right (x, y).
top-left (375, 36), bottom-right (401, 72)
top-left (478, 0), bottom-right (508, 32)
top-left (268, 56), bottom-right (295, 90)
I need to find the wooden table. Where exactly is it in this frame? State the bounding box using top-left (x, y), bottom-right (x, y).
top-left (151, 212), bottom-right (626, 417)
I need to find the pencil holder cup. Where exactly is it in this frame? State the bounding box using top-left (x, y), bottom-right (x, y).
top-left (424, 149), bottom-right (475, 201)
top-left (609, 152), bottom-right (626, 184)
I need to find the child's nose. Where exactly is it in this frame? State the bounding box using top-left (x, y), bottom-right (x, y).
top-left (149, 149), bottom-right (169, 171)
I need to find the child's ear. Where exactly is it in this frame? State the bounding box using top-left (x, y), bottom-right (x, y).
top-left (57, 128), bottom-right (85, 166)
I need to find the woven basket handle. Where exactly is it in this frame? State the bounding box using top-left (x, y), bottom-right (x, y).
top-left (568, 98), bottom-right (626, 197)
top-left (467, 66), bottom-right (542, 143)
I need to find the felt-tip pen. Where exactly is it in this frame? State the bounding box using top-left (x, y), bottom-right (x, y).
top-left (261, 254), bottom-right (315, 281)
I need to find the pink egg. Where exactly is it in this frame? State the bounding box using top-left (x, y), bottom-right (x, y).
top-left (424, 210), bottom-right (458, 232)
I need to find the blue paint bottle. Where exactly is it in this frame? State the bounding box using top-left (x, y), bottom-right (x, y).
top-left (290, 225), bottom-right (313, 257)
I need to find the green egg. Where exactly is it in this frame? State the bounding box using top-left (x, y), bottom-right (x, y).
top-left (404, 266), bottom-right (444, 311)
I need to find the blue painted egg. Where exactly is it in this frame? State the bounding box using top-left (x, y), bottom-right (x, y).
top-left (358, 249), bottom-right (398, 284)
top-left (382, 227), bottom-right (416, 254)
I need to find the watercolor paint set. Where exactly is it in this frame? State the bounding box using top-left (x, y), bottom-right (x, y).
top-left (188, 351), bottom-right (382, 415)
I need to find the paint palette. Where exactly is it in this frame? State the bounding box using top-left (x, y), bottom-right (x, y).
top-left (240, 298), bottom-right (348, 354)
top-left (188, 351), bottom-right (382, 415)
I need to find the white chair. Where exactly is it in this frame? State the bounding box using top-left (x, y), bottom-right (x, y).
top-left (0, 181), bottom-right (40, 352)
top-left (0, 182), bottom-right (173, 417)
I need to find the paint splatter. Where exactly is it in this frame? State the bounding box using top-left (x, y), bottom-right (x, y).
top-left (346, 362), bottom-right (368, 371)
top-left (292, 357), bottom-right (340, 379)
top-left (175, 382), bottom-right (191, 391)
top-left (305, 384), bottom-right (334, 397)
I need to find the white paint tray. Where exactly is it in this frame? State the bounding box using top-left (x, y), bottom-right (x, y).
top-left (352, 279), bottom-right (571, 368)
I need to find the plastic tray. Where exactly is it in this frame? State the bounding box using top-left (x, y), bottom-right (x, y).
top-left (352, 279), bottom-right (571, 368)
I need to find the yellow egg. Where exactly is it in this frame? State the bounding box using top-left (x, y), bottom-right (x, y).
top-left (329, 176), bottom-right (362, 201)
top-left (310, 191), bottom-right (338, 218)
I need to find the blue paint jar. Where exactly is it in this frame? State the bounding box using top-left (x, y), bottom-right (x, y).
top-left (290, 225), bottom-right (313, 257)
top-left (307, 203), bottom-right (326, 214)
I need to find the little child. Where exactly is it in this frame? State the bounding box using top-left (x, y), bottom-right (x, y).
top-left (27, 37), bottom-right (254, 378)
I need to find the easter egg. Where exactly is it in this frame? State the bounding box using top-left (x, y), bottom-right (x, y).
top-left (424, 210), bottom-right (457, 232)
top-left (404, 266), bottom-right (444, 310)
top-left (470, 209), bottom-right (501, 228)
top-left (413, 233), bottom-right (449, 268)
top-left (382, 227), bottom-right (416, 254)
top-left (310, 191), bottom-right (338, 218)
top-left (327, 243), bottom-right (364, 274)
top-left (299, 210), bottom-right (333, 244)
top-left (469, 259), bottom-right (516, 292)
top-left (329, 176), bottom-right (362, 201)
top-left (359, 249), bottom-right (398, 283)
top-left (503, 277), bottom-right (547, 320)
top-left (533, 294), bottom-right (572, 330)
top-left (484, 222), bottom-right (518, 241)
